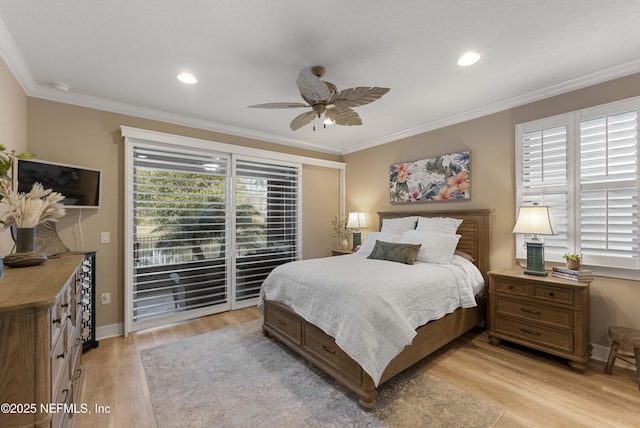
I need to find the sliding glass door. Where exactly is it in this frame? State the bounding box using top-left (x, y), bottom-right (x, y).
top-left (124, 139), bottom-right (301, 333)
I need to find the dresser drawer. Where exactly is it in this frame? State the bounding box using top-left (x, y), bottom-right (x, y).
top-left (495, 298), bottom-right (572, 329)
top-left (303, 324), bottom-right (361, 384)
top-left (264, 304), bottom-right (302, 344)
top-left (495, 315), bottom-right (573, 353)
top-left (50, 333), bottom-right (67, 400)
top-left (493, 279), bottom-right (528, 297)
top-left (532, 284), bottom-right (573, 305)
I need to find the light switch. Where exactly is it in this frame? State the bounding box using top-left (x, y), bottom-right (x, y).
top-left (100, 231), bottom-right (111, 244)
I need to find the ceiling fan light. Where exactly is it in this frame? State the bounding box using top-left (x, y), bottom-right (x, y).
top-left (457, 51), bottom-right (480, 66)
top-left (323, 116), bottom-right (335, 125)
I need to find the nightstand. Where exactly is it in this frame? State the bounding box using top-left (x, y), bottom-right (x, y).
top-left (487, 269), bottom-right (592, 372)
top-left (331, 249), bottom-right (354, 256)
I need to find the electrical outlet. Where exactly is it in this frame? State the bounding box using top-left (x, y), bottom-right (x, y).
top-left (100, 231), bottom-right (111, 244)
top-left (101, 292), bottom-right (111, 305)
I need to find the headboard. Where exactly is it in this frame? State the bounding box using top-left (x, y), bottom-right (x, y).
top-left (377, 209), bottom-right (492, 282)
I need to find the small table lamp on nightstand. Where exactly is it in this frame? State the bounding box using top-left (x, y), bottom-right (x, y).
top-left (512, 204), bottom-right (556, 276)
top-left (347, 211), bottom-right (367, 251)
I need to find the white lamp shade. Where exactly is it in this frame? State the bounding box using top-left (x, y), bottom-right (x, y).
top-left (512, 206), bottom-right (556, 235)
top-left (347, 211), bottom-right (367, 229)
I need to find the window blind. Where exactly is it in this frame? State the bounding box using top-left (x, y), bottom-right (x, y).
top-left (579, 110), bottom-right (638, 268)
top-left (234, 158), bottom-right (300, 302)
top-left (132, 146), bottom-right (229, 323)
top-left (518, 124), bottom-right (569, 258)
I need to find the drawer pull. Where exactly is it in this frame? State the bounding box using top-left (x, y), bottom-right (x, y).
top-left (521, 308), bottom-right (542, 315)
top-left (508, 285), bottom-right (514, 290)
top-left (277, 319), bottom-right (287, 326)
top-left (52, 318), bottom-right (61, 325)
top-left (520, 328), bottom-right (541, 336)
top-left (548, 292), bottom-right (555, 297)
top-left (61, 303), bottom-right (69, 308)
top-left (57, 353), bottom-right (65, 359)
top-left (322, 345), bottom-right (336, 355)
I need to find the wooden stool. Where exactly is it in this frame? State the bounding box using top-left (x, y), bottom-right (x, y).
top-left (604, 326), bottom-right (640, 390)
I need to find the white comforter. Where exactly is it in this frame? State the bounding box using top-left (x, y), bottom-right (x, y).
top-left (258, 254), bottom-right (484, 386)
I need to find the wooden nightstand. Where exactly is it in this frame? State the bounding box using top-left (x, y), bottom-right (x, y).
top-left (331, 249), bottom-right (354, 256)
top-left (487, 269), bottom-right (592, 372)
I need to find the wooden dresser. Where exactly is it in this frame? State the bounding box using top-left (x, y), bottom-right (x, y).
top-left (487, 269), bottom-right (592, 372)
top-left (0, 254), bottom-right (85, 428)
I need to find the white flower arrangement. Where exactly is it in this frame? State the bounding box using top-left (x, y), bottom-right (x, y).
top-left (0, 180), bottom-right (66, 229)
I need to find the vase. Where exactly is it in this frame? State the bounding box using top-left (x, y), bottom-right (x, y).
top-left (3, 227), bottom-right (48, 268)
top-left (340, 238), bottom-right (349, 250)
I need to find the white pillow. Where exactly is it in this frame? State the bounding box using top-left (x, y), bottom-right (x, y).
top-left (355, 232), bottom-right (403, 257)
top-left (416, 217), bottom-right (463, 234)
top-left (401, 229), bottom-right (461, 264)
top-left (380, 216), bottom-right (419, 234)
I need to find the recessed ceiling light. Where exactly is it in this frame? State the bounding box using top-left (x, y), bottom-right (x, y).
top-left (51, 82), bottom-right (71, 91)
top-left (457, 51), bottom-right (481, 67)
top-left (177, 72), bottom-right (197, 84)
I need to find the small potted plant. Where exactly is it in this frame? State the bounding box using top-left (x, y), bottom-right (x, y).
top-left (563, 254), bottom-right (580, 270)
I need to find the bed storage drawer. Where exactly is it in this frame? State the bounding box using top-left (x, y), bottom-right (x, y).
top-left (264, 304), bottom-right (302, 344)
top-left (303, 324), bottom-right (361, 384)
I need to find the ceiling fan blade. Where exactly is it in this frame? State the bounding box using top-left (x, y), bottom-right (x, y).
top-left (296, 67), bottom-right (333, 103)
top-left (331, 87), bottom-right (390, 108)
top-left (249, 102), bottom-right (309, 109)
top-left (326, 106), bottom-right (362, 126)
top-left (290, 110), bottom-right (317, 131)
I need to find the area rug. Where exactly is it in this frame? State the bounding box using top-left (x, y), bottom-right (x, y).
top-left (141, 320), bottom-right (503, 427)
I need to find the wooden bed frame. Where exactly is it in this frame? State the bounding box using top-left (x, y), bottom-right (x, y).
top-left (262, 209), bottom-right (492, 409)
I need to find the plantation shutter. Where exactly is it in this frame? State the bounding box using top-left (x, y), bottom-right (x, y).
top-left (517, 123), bottom-right (569, 260)
top-left (579, 109), bottom-right (639, 268)
top-left (132, 145), bottom-right (230, 327)
top-left (234, 158), bottom-right (300, 303)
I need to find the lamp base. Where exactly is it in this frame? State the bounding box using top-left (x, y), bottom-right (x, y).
top-left (524, 241), bottom-right (547, 276)
top-left (524, 269), bottom-right (548, 276)
top-left (352, 231), bottom-right (361, 251)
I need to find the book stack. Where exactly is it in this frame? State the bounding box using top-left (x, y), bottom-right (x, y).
top-left (551, 267), bottom-right (593, 282)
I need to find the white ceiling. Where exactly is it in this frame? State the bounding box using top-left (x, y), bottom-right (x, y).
top-left (1, 1), bottom-right (640, 155)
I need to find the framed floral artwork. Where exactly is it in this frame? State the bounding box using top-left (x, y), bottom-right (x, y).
top-left (390, 151), bottom-right (470, 203)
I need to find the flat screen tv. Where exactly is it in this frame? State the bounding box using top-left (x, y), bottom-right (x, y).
top-left (15, 159), bottom-right (102, 209)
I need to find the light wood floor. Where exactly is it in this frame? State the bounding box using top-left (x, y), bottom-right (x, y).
top-left (78, 308), bottom-right (640, 427)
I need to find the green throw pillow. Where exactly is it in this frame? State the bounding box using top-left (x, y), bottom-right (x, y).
top-left (367, 240), bottom-right (422, 265)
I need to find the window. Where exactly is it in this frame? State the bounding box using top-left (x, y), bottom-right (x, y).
top-left (516, 97), bottom-right (640, 275)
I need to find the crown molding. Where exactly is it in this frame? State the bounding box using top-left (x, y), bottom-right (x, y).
top-left (341, 58), bottom-right (640, 154)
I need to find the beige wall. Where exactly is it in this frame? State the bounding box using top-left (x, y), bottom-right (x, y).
top-left (0, 58), bottom-right (27, 256)
top-left (343, 72), bottom-right (640, 348)
top-left (26, 98), bottom-right (342, 330)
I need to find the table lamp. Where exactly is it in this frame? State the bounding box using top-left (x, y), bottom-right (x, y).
top-left (512, 205), bottom-right (556, 276)
top-left (347, 211), bottom-right (367, 251)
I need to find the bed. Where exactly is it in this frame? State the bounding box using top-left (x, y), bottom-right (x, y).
top-left (259, 209), bottom-right (491, 409)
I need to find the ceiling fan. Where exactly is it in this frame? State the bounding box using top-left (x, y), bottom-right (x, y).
top-left (249, 66), bottom-right (390, 131)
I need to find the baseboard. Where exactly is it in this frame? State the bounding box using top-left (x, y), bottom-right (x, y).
top-left (96, 323), bottom-right (123, 341)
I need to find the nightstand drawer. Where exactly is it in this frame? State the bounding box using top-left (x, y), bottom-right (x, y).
top-left (495, 316), bottom-right (573, 353)
top-left (496, 298), bottom-right (572, 329)
top-left (494, 279), bottom-right (528, 297)
top-left (532, 284), bottom-right (573, 305)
